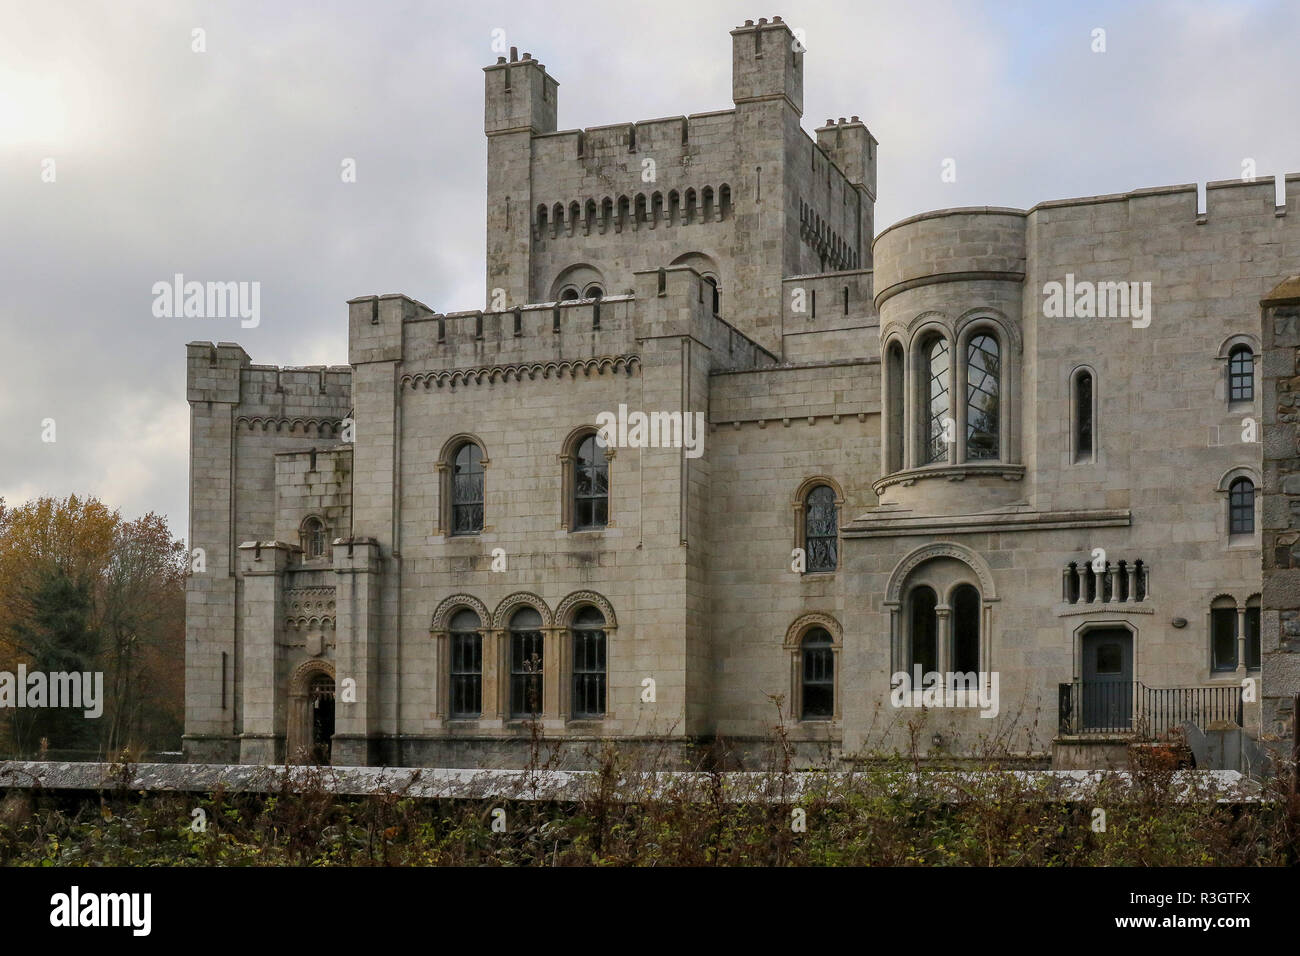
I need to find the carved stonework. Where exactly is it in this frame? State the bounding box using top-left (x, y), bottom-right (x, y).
top-left (554, 590), bottom-right (619, 628)
top-left (885, 542), bottom-right (999, 604)
top-left (491, 591), bottom-right (553, 630)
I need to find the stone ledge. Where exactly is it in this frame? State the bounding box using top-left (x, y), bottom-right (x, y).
top-left (0, 761), bottom-right (1261, 803)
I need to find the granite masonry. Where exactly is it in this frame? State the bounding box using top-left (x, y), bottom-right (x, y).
top-left (183, 17), bottom-right (1300, 770)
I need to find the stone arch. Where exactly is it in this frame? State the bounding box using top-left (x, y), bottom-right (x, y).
top-left (554, 590), bottom-right (618, 629)
top-left (955, 307), bottom-right (1021, 352)
top-left (1216, 465), bottom-right (1261, 492)
top-left (885, 542), bottom-right (998, 605)
top-left (1217, 332), bottom-right (1261, 360)
top-left (431, 594), bottom-right (491, 632)
top-left (290, 657), bottom-right (336, 693)
top-left (783, 612), bottom-right (843, 649)
top-left (549, 263), bottom-right (606, 303)
top-left (493, 591), bottom-right (553, 630)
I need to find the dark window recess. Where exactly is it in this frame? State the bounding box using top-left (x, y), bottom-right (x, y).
top-left (1211, 607), bottom-right (1238, 671)
top-left (952, 584), bottom-right (981, 673)
top-left (800, 628), bottom-right (834, 719)
top-left (910, 587), bottom-right (938, 674)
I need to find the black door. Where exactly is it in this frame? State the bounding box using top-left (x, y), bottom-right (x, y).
top-left (1081, 629), bottom-right (1133, 731)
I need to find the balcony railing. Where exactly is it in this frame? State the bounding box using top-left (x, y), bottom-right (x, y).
top-left (1057, 681), bottom-right (1243, 738)
top-left (1061, 559), bottom-right (1149, 605)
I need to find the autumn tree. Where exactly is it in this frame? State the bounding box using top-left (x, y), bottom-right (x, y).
top-left (0, 495), bottom-right (186, 758)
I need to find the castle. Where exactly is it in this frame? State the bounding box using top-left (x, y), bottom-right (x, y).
top-left (183, 17), bottom-right (1300, 769)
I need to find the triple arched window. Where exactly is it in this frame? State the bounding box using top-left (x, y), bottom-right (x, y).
top-left (887, 320), bottom-right (1008, 473)
top-left (436, 595), bottom-right (614, 723)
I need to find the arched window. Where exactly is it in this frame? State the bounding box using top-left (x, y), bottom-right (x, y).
top-left (1228, 477), bottom-right (1255, 535)
top-left (909, 586), bottom-right (938, 673)
top-left (1073, 368), bottom-right (1094, 463)
top-left (800, 628), bottom-right (834, 719)
top-left (1228, 345), bottom-right (1254, 402)
top-left (703, 276), bottom-right (719, 314)
top-left (572, 433), bottom-right (609, 530)
top-left (952, 584), bottom-right (981, 673)
top-left (804, 485), bottom-right (838, 572)
top-left (582, 284), bottom-right (603, 300)
top-left (448, 609), bottom-right (482, 718)
top-left (886, 341), bottom-right (904, 473)
top-left (965, 333), bottom-right (1000, 460)
top-left (301, 516), bottom-right (327, 559)
top-left (559, 287), bottom-right (580, 301)
top-left (451, 442), bottom-right (484, 535)
top-left (570, 606), bottom-right (606, 718)
top-left (509, 607), bottom-right (544, 718)
top-left (1210, 596), bottom-right (1238, 672)
top-left (924, 337), bottom-right (951, 464)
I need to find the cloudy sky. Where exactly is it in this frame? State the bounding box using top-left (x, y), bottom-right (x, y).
top-left (2, 0), bottom-right (1297, 544)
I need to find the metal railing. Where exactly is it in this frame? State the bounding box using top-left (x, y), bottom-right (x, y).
top-left (1057, 680), bottom-right (1243, 738)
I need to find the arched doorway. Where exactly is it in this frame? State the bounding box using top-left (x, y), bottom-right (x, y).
top-left (309, 673), bottom-right (335, 764)
top-left (287, 660), bottom-right (336, 765)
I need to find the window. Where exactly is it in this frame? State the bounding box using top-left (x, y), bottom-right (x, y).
top-left (1245, 599), bottom-right (1261, 669)
top-left (804, 485), bottom-right (838, 572)
top-left (1211, 604), bottom-right (1238, 672)
top-left (301, 516), bottom-right (327, 559)
top-left (885, 342), bottom-right (904, 473)
top-left (570, 606), bottom-right (607, 719)
top-left (952, 584), bottom-right (981, 673)
top-left (509, 607), bottom-right (544, 718)
top-left (582, 284), bottom-right (603, 300)
top-left (572, 433), bottom-right (609, 530)
top-left (1228, 345), bottom-right (1254, 402)
top-left (448, 609), bottom-right (482, 718)
top-left (800, 628), bottom-right (834, 720)
top-left (965, 334), bottom-right (1000, 460)
top-left (451, 443), bottom-right (485, 534)
top-left (1228, 477), bottom-right (1255, 535)
top-left (909, 586), bottom-right (939, 674)
top-left (559, 287), bottom-right (580, 301)
top-left (704, 276), bottom-right (719, 314)
top-left (1073, 368), bottom-right (1094, 463)
top-left (925, 338), bottom-right (951, 464)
